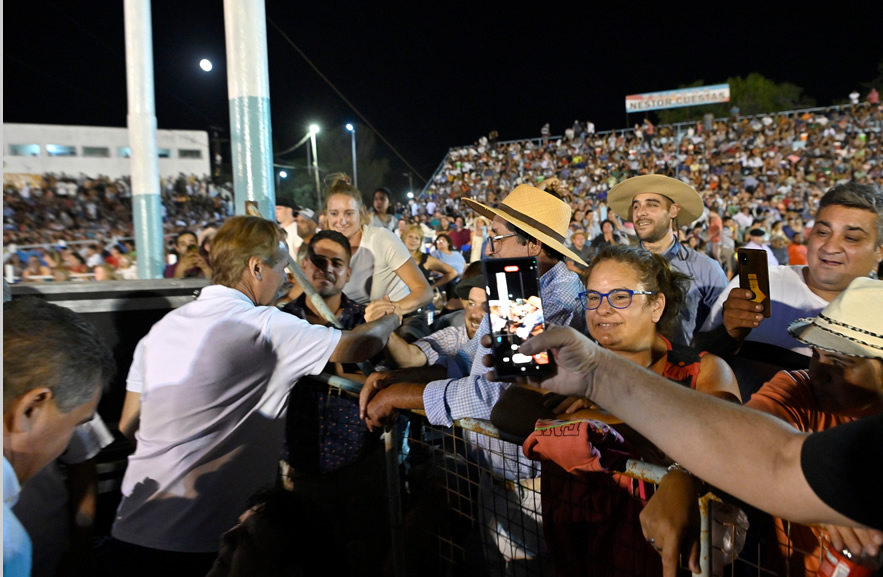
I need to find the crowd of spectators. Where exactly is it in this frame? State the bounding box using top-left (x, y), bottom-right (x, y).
top-left (6, 102), bottom-right (881, 287)
top-left (3, 173), bottom-right (232, 281)
top-left (4, 99), bottom-right (882, 577)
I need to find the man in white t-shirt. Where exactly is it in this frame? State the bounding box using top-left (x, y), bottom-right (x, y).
top-left (697, 182), bottom-right (883, 398)
top-left (275, 197), bottom-right (302, 261)
top-left (111, 216), bottom-right (400, 576)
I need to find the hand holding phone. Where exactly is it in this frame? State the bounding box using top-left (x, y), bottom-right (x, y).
top-left (737, 248), bottom-right (771, 318)
top-left (482, 257), bottom-right (555, 380)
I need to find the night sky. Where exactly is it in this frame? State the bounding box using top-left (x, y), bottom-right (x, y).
top-left (5, 0), bottom-right (882, 196)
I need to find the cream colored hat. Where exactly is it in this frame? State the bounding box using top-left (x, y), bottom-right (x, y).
top-left (463, 185), bottom-right (586, 266)
top-left (607, 174), bottom-right (704, 227)
top-left (788, 277), bottom-right (883, 359)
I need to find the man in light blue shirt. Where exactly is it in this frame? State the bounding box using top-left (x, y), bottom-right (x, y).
top-left (3, 298), bottom-right (114, 577)
top-left (361, 183), bottom-right (587, 569)
top-left (608, 174), bottom-right (727, 346)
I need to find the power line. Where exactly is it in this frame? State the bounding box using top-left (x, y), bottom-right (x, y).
top-left (266, 17), bottom-right (426, 184)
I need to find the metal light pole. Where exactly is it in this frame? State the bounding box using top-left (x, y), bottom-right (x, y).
top-left (224, 0), bottom-right (275, 215)
top-left (123, 0), bottom-right (164, 278)
top-left (310, 124), bottom-right (320, 209)
top-left (346, 123), bottom-right (358, 188)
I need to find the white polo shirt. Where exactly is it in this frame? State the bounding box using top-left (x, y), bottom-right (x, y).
top-left (112, 284), bottom-right (341, 552)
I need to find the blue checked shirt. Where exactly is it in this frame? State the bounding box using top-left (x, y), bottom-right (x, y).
top-left (422, 260), bottom-right (586, 480)
top-left (415, 325), bottom-right (479, 379)
top-left (655, 234), bottom-right (727, 346)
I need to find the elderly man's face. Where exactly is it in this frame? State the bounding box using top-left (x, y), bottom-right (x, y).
top-left (302, 239), bottom-right (350, 297)
top-left (14, 387), bottom-right (101, 484)
top-left (254, 243), bottom-right (289, 306)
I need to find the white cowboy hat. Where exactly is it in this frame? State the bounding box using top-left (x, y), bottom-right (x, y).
top-left (607, 174), bottom-right (704, 227)
top-left (463, 185), bottom-right (586, 266)
top-left (788, 277), bottom-right (883, 359)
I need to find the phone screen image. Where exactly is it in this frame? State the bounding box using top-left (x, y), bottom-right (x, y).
top-left (482, 257), bottom-right (554, 380)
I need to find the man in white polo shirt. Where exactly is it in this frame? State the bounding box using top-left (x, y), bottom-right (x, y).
top-left (111, 215), bottom-right (400, 577)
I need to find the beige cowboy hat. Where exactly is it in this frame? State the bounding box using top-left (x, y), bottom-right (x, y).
top-left (607, 174), bottom-right (704, 227)
top-left (788, 277), bottom-right (883, 359)
top-left (463, 184), bottom-right (587, 266)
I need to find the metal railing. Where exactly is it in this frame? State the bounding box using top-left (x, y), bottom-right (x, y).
top-left (291, 373), bottom-right (828, 576)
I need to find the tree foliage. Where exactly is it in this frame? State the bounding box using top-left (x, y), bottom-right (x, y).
top-left (654, 73), bottom-right (815, 124)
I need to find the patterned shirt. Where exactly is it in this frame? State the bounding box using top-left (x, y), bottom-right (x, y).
top-left (414, 325), bottom-right (480, 378)
top-left (422, 260), bottom-right (585, 480)
top-left (282, 292), bottom-right (366, 331)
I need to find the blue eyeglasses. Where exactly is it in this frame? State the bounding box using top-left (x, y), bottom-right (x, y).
top-left (578, 289), bottom-right (657, 310)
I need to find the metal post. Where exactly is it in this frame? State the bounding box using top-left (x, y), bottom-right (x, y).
top-left (384, 424), bottom-right (406, 577)
top-left (350, 127), bottom-right (358, 188)
top-left (223, 0), bottom-right (275, 215)
top-left (310, 128), bottom-right (320, 210)
top-left (123, 0), bottom-right (164, 279)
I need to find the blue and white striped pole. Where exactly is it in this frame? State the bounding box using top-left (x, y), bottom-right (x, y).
top-left (123, 0), bottom-right (164, 278)
top-left (224, 0), bottom-right (275, 215)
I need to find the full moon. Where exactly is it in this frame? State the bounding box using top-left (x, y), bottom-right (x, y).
top-left (199, 59), bottom-right (213, 72)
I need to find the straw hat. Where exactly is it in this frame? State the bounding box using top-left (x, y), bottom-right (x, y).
top-left (463, 185), bottom-right (586, 266)
top-left (607, 174), bottom-right (704, 227)
top-left (788, 277), bottom-right (883, 359)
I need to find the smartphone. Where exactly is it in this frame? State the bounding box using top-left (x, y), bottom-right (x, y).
top-left (482, 257), bottom-right (555, 380)
top-left (737, 248), bottom-right (771, 318)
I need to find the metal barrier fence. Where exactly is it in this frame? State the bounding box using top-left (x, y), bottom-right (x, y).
top-left (380, 410), bottom-right (826, 577)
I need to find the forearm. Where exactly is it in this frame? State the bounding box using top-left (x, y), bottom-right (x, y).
top-left (587, 350), bottom-right (852, 525)
top-left (393, 283), bottom-right (432, 315)
top-left (386, 332), bottom-right (428, 368)
top-left (331, 314), bottom-right (398, 363)
top-left (431, 273), bottom-right (456, 289)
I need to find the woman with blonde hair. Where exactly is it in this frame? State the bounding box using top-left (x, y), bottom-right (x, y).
top-left (324, 174), bottom-right (432, 339)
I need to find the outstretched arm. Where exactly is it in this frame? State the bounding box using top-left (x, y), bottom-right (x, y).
top-left (515, 327), bottom-right (868, 528)
top-left (330, 313), bottom-right (400, 363)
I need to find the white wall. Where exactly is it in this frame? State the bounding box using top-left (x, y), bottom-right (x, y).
top-left (2, 123), bottom-right (211, 179)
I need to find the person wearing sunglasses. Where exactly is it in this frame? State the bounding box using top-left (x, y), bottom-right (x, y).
top-left (499, 243), bottom-right (740, 576)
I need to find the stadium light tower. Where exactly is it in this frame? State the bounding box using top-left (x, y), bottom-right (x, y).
top-left (345, 123), bottom-right (358, 188)
top-left (309, 124), bottom-right (320, 208)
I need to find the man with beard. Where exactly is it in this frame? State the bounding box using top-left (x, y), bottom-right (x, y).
top-left (607, 174), bottom-right (727, 346)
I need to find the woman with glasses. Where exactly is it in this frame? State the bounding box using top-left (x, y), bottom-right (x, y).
top-left (496, 243), bottom-right (740, 576)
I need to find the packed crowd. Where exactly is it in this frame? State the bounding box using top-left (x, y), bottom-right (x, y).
top-left (3, 173), bottom-right (232, 281)
top-left (6, 103), bottom-right (881, 287)
top-left (4, 102), bottom-right (883, 577)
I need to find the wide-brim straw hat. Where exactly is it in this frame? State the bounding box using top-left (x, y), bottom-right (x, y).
top-left (463, 185), bottom-right (587, 266)
top-left (607, 174), bottom-right (704, 227)
top-left (788, 277), bottom-right (883, 359)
